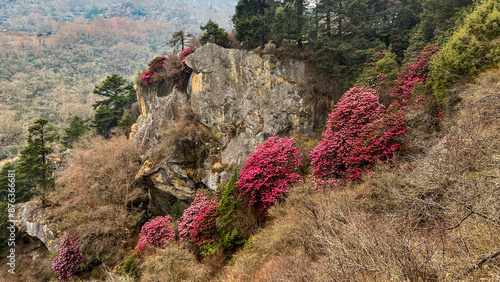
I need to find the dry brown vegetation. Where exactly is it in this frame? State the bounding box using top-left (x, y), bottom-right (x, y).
top-left (138, 244), bottom-right (211, 282)
top-left (46, 135), bottom-right (147, 274)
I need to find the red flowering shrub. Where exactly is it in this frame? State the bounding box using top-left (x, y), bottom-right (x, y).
top-left (141, 70), bottom-right (154, 86)
top-left (51, 231), bottom-right (84, 281)
top-left (148, 56), bottom-right (169, 73)
top-left (178, 191), bottom-right (219, 252)
top-left (135, 215), bottom-right (175, 256)
top-left (310, 86), bottom-right (406, 185)
top-left (393, 44), bottom-right (438, 105)
top-left (238, 136), bottom-right (302, 210)
top-left (178, 47), bottom-right (195, 74)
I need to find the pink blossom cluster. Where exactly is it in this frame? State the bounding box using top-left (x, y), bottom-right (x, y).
top-left (178, 191), bottom-right (219, 250)
top-left (141, 70), bottom-right (154, 86)
top-left (178, 47), bottom-right (195, 74)
top-left (310, 86), bottom-right (406, 185)
top-left (51, 231), bottom-right (84, 281)
top-left (141, 56), bottom-right (169, 85)
top-left (393, 44), bottom-right (439, 105)
top-left (238, 136), bottom-right (302, 210)
top-left (148, 56), bottom-right (168, 73)
top-left (135, 215), bottom-right (175, 255)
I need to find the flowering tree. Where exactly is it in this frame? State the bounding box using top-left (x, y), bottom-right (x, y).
top-left (135, 215), bottom-right (175, 255)
top-left (238, 136), bottom-right (303, 210)
top-left (51, 231), bottom-right (84, 281)
top-left (310, 86), bottom-right (406, 185)
top-left (178, 191), bottom-right (219, 252)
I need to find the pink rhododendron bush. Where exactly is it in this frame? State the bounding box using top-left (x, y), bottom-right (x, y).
top-left (52, 231), bottom-right (84, 281)
top-left (178, 191), bottom-right (219, 252)
top-left (238, 136), bottom-right (303, 210)
top-left (135, 215), bottom-right (175, 255)
top-left (310, 86), bottom-right (406, 184)
top-left (310, 45), bottom-right (438, 186)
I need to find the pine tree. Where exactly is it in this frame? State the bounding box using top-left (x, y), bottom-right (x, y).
top-left (200, 20), bottom-right (230, 47)
top-left (62, 116), bottom-right (89, 149)
top-left (92, 74), bottom-right (136, 138)
top-left (17, 118), bottom-right (56, 202)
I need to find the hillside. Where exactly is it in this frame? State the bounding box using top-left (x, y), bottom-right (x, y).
top-left (1, 0), bottom-right (499, 281)
top-left (0, 0), bottom-right (238, 161)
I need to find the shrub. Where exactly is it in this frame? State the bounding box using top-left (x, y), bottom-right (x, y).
top-left (178, 191), bottom-right (219, 253)
top-left (430, 0), bottom-right (500, 102)
top-left (135, 215), bottom-right (175, 256)
top-left (237, 136), bottom-right (303, 211)
top-left (141, 70), bottom-right (154, 86)
top-left (310, 86), bottom-right (406, 185)
top-left (148, 56), bottom-right (168, 73)
top-left (217, 168), bottom-right (242, 250)
top-left (51, 231), bottom-right (84, 281)
top-left (121, 254), bottom-right (139, 278)
top-left (393, 44), bottom-right (438, 106)
top-left (178, 47), bottom-right (195, 74)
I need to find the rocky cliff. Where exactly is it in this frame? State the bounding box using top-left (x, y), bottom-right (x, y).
top-left (133, 43), bottom-right (332, 214)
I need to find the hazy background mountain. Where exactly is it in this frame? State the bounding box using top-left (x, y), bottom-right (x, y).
top-left (0, 0), bottom-right (237, 160)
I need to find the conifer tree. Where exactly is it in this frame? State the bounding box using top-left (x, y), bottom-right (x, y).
top-left (92, 74), bottom-right (136, 138)
top-left (17, 118), bottom-right (56, 202)
top-left (61, 116), bottom-right (89, 149)
top-left (200, 20), bottom-right (230, 47)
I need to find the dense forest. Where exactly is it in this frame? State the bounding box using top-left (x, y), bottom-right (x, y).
top-left (1, 0), bottom-right (500, 281)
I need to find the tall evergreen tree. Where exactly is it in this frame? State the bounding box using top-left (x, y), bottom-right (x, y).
top-left (17, 118), bottom-right (56, 202)
top-left (61, 116), bottom-right (89, 149)
top-left (92, 74), bottom-right (136, 138)
top-left (232, 0), bottom-right (275, 48)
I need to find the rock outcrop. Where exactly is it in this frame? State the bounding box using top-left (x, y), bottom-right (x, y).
top-left (134, 43), bottom-right (331, 213)
top-left (14, 202), bottom-right (58, 252)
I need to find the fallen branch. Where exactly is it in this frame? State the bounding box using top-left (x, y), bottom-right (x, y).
top-left (461, 247), bottom-right (500, 277)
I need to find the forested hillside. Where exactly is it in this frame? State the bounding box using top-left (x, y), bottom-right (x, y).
top-left (0, 0), bottom-right (237, 160)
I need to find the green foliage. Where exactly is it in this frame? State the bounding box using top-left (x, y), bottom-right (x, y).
top-left (356, 49), bottom-right (399, 89)
top-left (200, 20), bottom-right (230, 47)
top-left (121, 254), bottom-right (139, 278)
top-left (232, 0), bottom-right (275, 48)
top-left (420, 0), bottom-right (474, 42)
top-left (17, 118), bottom-right (57, 201)
top-left (217, 168), bottom-right (242, 250)
top-left (61, 116), bottom-right (89, 149)
top-left (92, 74), bottom-right (136, 137)
top-left (0, 162), bottom-right (32, 256)
top-left (0, 162), bottom-right (32, 203)
top-left (430, 0), bottom-right (500, 102)
top-left (169, 200), bottom-right (184, 221)
top-left (117, 114), bottom-right (135, 132)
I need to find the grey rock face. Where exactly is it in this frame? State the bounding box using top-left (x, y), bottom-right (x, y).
top-left (14, 202), bottom-right (58, 252)
top-left (186, 43), bottom-right (315, 166)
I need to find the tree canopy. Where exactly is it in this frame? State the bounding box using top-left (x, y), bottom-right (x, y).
top-left (92, 74), bottom-right (136, 137)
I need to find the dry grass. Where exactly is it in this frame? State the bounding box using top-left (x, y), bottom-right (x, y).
top-left (139, 244), bottom-right (211, 282)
